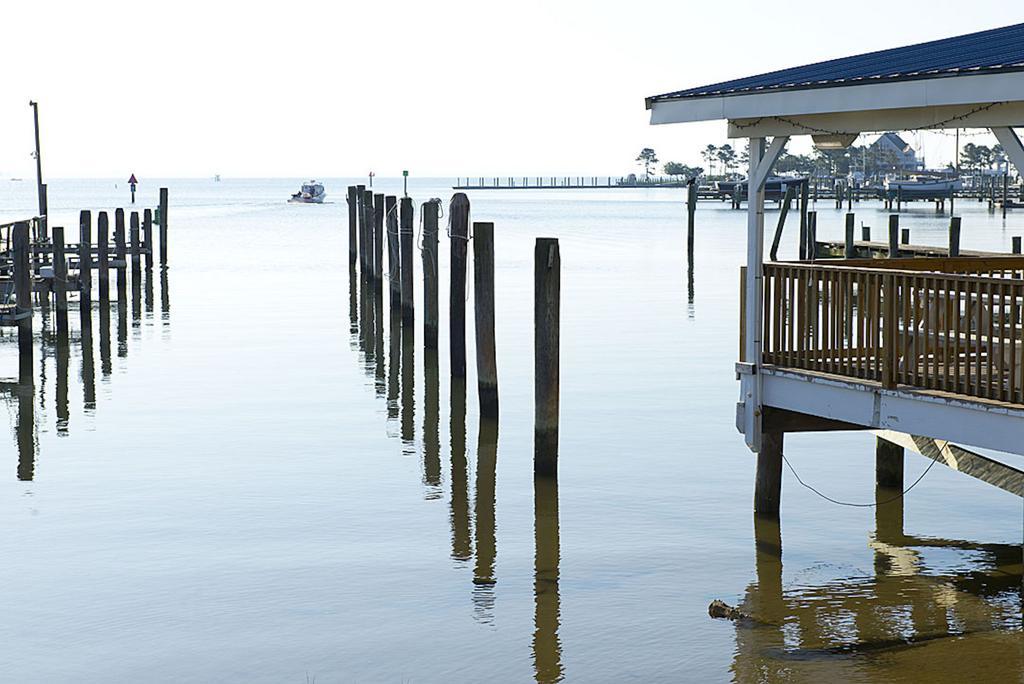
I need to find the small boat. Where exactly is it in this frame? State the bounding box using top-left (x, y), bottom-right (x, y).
top-left (718, 176), bottom-right (808, 201)
top-left (884, 177), bottom-right (962, 199)
top-left (289, 180), bottom-right (326, 203)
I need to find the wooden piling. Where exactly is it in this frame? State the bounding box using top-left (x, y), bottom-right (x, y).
top-left (79, 210), bottom-right (92, 296)
top-left (474, 222), bottom-right (499, 417)
top-left (1003, 174), bottom-right (1009, 220)
top-left (534, 238), bottom-right (560, 476)
top-left (52, 226), bottom-right (68, 338)
top-left (356, 184), bottom-right (366, 272)
top-left (900, 227), bottom-right (910, 245)
top-left (97, 212), bottom-right (110, 301)
top-left (130, 211), bottom-right (142, 275)
top-left (876, 437), bottom-right (904, 488)
top-left (400, 197), bottom-right (414, 325)
top-left (949, 217), bottom-right (961, 257)
top-left (1013, 236), bottom-right (1022, 254)
top-left (423, 199), bottom-right (440, 349)
top-left (143, 209), bottom-right (154, 270)
top-left (806, 211), bottom-right (817, 261)
top-left (754, 432), bottom-right (783, 517)
top-left (373, 193), bottom-right (384, 281)
top-left (450, 193), bottom-right (470, 378)
top-left (348, 186), bottom-right (358, 266)
top-left (862, 225), bottom-right (871, 241)
top-left (686, 179), bottom-right (697, 261)
top-left (386, 196), bottom-right (400, 307)
top-left (888, 215), bottom-right (899, 258)
top-left (362, 189), bottom-right (374, 279)
top-left (13, 222), bottom-right (33, 382)
top-left (115, 210), bottom-right (128, 295)
top-left (844, 213), bottom-right (855, 258)
top-left (158, 187), bottom-right (168, 267)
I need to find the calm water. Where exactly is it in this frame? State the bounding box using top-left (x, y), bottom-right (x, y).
top-left (0, 178), bottom-right (1021, 682)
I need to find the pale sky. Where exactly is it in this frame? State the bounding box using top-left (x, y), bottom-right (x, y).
top-left (1, 1), bottom-right (1019, 178)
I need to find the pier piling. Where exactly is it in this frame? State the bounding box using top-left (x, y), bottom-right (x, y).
top-left (400, 197), bottom-right (414, 325)
top-left (754, 432), bottom-right (783, 517)
top-left (13, 222), bottom-right (33, 383)
top-left (79, 211), bottom-right (92, 298)
top-left (362, 189), bottom-right (374, 279)
top-left (423, 199), bottom-right (440, 349)
top-left (450, 193), bottom-right (470, 378)
top-left (386, 196), bottom-right (400, 307)
top-left (130, 211), bottom-right (141, 276)
top-left (1013, 236), bottom-right (1022, 254)
top-left (158, 188), bottom-right (168, 267)
top-left (143, 209), bottom-right (154, 270)
top-left (844, 213), bottom-right (855, 258)
top-left (473, 222), bottom-right (498, 417)
top-left (52, 226), bottom-right (68, 338)
top-left (97, 212), bottom-right (110, 301)
top-left (888, 215), bottom-right (899, 258)
top-left (373, 193), bottom-right (384, 281)
top-left (876, 437), bottom-right (905, 489)
top-left (534, 238), bottom-right (560, 476)
top-left (348, 186), bottom-right (358, 266)
top-left (949, 217), bottom-right (961, 256)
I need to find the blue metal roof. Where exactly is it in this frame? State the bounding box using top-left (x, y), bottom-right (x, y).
top-left (646, 23), bottom-right (1024, 108)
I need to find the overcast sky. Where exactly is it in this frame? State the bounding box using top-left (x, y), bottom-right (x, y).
top-left (1, 1), bottom-right (1018, 178)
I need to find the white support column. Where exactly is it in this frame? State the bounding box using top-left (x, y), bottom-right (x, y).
top-left (991, 127), bottom-right (1024, 177)
top-left (740, 135), bottom-right (789, 452)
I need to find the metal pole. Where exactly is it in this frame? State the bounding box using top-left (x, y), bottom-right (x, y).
top-left (29, 101), bottom-right (44, 218)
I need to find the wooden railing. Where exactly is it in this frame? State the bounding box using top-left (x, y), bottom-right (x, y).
top-left (760, 261), bottom-right (1024, 405)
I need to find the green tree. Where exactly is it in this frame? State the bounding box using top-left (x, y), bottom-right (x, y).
top-left (717, 144), bottom-right (737, 177)
top-left (663, 162), bottom-right (704, 179)
top-left (702, 144), bottom-right (718, 177)
top-left (636, 148), bottom-right (659, 178)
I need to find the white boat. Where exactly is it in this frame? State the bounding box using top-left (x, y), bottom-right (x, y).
top-left (884, 177), bottom-right (962, 199)
top-left (289, 180), bottom-right (326, 203)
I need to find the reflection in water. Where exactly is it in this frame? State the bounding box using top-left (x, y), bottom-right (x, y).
top-left (79, 307), bottom-right (96, 411)
top-left (533, 475), bottom-right (563, 683)
top-left (99, 301), bottom-right (112, 377)
top-left (358, 270), bottom-right (374, 369)
top-left (387, 309), bottom-right (401, 423)
top-left (160, 268), bottom-right (170, 324)
top-left (55, 340), bottom-right (69, 434)
top-left (730, 501), bottom-right (1023, 682)
top-left (473, 419), bottom-right (499, 622)
top-left (117, 284), bottom-right (128, 358)
top-left (15, 385), bottom-right (36, 481)
top-left (131, 269), bottom-right (142, 323)
top-left (400, 323), bottom-right (414, 447)
top-left (422, 348), bottom-right (442, 499)
top-left (373, 283), bottom-right (385, 395)
top-left (144, 268), bottom-right (154, 313)
top-left (450, 378), bottom-right (472, 562)
top-left (348, 264), bottom-right (358, 341)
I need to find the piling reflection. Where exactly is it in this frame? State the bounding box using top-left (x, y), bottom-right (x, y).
top-left (422, 347), bottom-right (442, 498)
top-left (450, 377), bottom-right (472, 562)
top-left (131, 269), bottom-right (142, 323)
top-left (144, 268), bottom-right (154, 313)
top-left (348, 264), bottom-right (358, 342)
top-left (387, 308), bottom-right (401, 423)
top-left (400, 323), bottom-right (415, 447)
top-left (55, 340), bottom-right (69, 434)
top-left (730, 500), bottom-right (1024, 682)
top-left (533, 475), bottom-right (563, 683)
top-left (79, 307), bottom-right (96, 410)
top-left (99, 301), bottom-right (112, 377)
top-left (160, 268), bottom-right (170, 323)
top-left (117, 286), bottom-right (128, 358)
top-left (473, 418), bottom-right (499, 621)
top-left (12, 385), bottom-right (36, 481)
top-left (373, 283), bottom-right (385, 395)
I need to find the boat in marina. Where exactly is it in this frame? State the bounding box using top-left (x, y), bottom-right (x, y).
top-left (288, 180), bottom-right (326, 203)
top-left (717, 176), bottom-right (808, 201)
top-left (884, 176), bottom-right (962, 199)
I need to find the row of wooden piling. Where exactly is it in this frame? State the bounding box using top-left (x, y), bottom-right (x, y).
top-left (346, 185), bottom-right (561, 474)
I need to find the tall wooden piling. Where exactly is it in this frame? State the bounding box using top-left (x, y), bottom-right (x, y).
top-left (1003, 174), bottom-right (1009, 220)
top-left (754, 432), bottom-right (783, 517)
top-left (386, 196), bottom-right (400, 307)
top-left (13, 222), bottom-right (33, 382)
top-left (686, 179), bottom-right (697, 262)
top-left (949, 217), bottom-right (961, 257)
top-left (347, 186), bottom-right (358, 266)
top-left (52, 226), bottom-right (69, 338)
top-left (79, 211), bottom-right (92, 298)
top-left (450, 193), bottom-right (471, 378)
top-left (373, 193), bottom-right (384, 281)
top-left (844, 213), bottom-right (855, 258)
top-left (158, 187), bottom-right (168, 267)
top-left (115, 210), bottom-right (128, 296)
top-left (474, 222), bottom-right (498, 416)
top-left (362, 190), bottom-right (374, 279)
top-left (130, 211), bottom-right (142, 275)
top-left (1013, 236), bottom-right (1022, 254)
top-left (806, 211), bottom-right (817, 261)
top-left (888, 215), bottom-right (899, 258)
top-left (423, 199), bottom-right (440, 349)
top-left (534, 238), bottom-right (560, 476)
top-left (876, 437), bottom-right (904, 488)
top-left (143, 209), bottom-right (154, 270)
top-left (400, 197), bottom-right (414, 325)
top-left (97, 212), bottom-right (110, 301)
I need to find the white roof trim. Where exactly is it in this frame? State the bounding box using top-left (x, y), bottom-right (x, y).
top-left (650, 70), bottom-right (1024, 125)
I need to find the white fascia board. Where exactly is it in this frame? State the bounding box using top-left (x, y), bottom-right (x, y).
top-left (760, 368), bottom-right (1024, 456)
top-left (649, 70), bottom-right (1024, 125)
